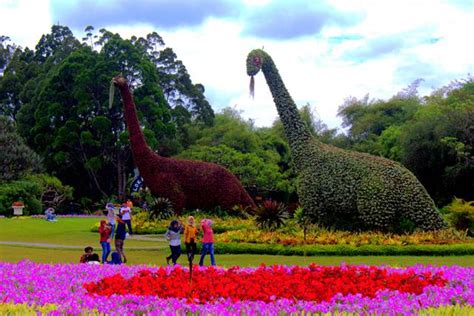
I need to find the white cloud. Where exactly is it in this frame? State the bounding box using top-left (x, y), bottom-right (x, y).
top-left (2, 0), bottom-right (473, 130)
top-left (0, 0), bottom-right (51, 49)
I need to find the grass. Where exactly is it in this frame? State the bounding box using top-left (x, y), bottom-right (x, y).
top-left (1, 217), bottom-right (473, 267)
top-left (2, 245), bottom-right (474, 267)
top-left (0, 217), bottom-right (166, 247)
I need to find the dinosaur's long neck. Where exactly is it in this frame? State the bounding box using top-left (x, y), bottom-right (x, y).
top-left (260, 52), bottom-right (316, 166)
top-left (117, 84), bottom-right (161, 173)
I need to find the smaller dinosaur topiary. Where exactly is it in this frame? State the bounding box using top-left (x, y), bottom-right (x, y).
top-left (246, 49), bottom-right (446, 231)
top-left (112, 75), bottom-right (255, 213)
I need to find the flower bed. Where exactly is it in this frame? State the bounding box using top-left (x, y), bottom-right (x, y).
top-left (84, 265), bottom-right (447, 303)
top-left (1, 261), bottom-right (473, 315)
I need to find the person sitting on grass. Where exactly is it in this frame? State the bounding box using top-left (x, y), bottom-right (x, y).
top-left (44, 208), bottom-right (57, 222)
top-left (107, 251), bottom-right (123, 265)
top-left (87, 253), bottom-right (101, 264)
top-left (79, 246), bottom-right (100, 263)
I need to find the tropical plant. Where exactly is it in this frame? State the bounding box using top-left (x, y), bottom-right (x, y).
top-left (443, 198), bottom-right (474, 236)
top-left (254, 200), bottom-right (289, 230)
top-left (148, 197), bottom-right (174, 220)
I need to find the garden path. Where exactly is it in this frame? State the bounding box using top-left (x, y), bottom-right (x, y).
top-left (0, 238), bottom-right (166, 250)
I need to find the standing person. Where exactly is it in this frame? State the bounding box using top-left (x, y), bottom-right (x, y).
top-left (119, 203), bottom-right (133, 236)
top-left (98, 220), bottom-right (112, 264)
top-left (184, 216), bottom-right (198, 262)
top-left (199, 219), bottom-right (216, 266)
top-left (165, 220), bottom-right (183, 266)
top-left (106, 203), bottom-right (116, 240)
top-left (115, 215), bottom-right (127, 263)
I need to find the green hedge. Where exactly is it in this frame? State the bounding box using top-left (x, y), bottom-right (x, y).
top-left (90, 222), bottom-right (248, 235)
top-left (212, 242), bottom-right (474, 256)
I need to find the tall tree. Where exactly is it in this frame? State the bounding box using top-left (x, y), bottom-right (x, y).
top-left (17, 31), bottom-right (175, 200)
top-left (0, 47), bottom-right (39, 120)
top-left (399, 79), bottom-right (474, 204)
top-left (0, 115), bottom-right (42, 181)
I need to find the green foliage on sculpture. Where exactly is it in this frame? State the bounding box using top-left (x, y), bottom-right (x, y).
top-left (246, 49), bottom-right (446, 231)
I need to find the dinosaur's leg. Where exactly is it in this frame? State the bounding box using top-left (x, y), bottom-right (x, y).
top-left (151, 175), bottom-right (186, 214)
top-left (297, 173), bottom-right (328, 223)
top-left (357, 177), bottom-right (399, 231)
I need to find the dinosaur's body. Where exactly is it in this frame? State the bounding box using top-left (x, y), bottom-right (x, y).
top-left (113, 76), bottom-right (255, 212)
top-left (246, 49), bottom-right (445, 230)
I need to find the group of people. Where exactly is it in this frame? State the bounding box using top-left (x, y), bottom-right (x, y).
top-left (80, 201), bottom-right (133, 264)
top-left (165, 216), bottom-right (216, 267)
top-left (79, 246), bottom-right (122, 265)
top-left (80, 201), bottom-right (216, 267)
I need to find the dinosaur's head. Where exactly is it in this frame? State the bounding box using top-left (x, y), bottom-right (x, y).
top-left (246, 49), bottom-right (265, 76)
top-left (112, 75), bottom-right (128, 88)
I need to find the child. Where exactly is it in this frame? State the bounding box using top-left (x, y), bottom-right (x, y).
top-left (165, 220), bottom-right (183, 265)
top-left (98, 220), bottom-right (111, 264)
top-left (184, 216), bottom-right (198, 262)
top-left (199, 219), bottom-right (216, 266)
top-left (115, 214), bottom-right (127, 263)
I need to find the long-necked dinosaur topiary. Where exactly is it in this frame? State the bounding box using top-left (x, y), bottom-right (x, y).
top-left (112, 75), bottom-right (255, 213)
top-left (246, 49), bottom-right (445, 231)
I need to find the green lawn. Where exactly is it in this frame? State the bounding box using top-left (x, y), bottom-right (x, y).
top-left (0, 217), bottom-right (165, 247)
top-left (1, 217), bottom-right (473, 267)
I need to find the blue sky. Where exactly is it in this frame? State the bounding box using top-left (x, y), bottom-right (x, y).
top-left (1, 0), bottom-right (473, 128)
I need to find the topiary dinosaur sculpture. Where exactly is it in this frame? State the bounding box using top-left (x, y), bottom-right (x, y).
top-left (246, 49), bottom-right (445, 231)
top-left (112, 75), bottom-right (255, 213)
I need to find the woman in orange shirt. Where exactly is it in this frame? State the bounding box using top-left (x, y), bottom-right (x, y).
top-left (184, 216), bottom-right (198, 262)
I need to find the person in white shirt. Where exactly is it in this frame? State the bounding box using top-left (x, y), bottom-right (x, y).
top-left (119, 203), bottom-right (133, 235)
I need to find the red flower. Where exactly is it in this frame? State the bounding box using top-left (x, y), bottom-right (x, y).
top-left (83, 265), bottom-right (447, 304)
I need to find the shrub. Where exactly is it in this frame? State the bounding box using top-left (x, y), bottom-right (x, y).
top-left (443, 198), bottom-right (474, 236)
top-left (148, 197), bottom-right (174, 220)
top-left (0, 179), bottom-right (42, 216)
top-left (0, 174), bottom-right (73, 216)
top-left (254, 200), bottom-right (289, 230)
top-left (216, 227), bottom-right (470, 246)
top-left (25, 174), bottom-right (73, 211)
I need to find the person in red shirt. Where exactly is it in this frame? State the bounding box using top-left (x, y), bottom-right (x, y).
top-left (98, 220), bottom-right (112, 263)
top-left (198, 219), bottom-right (216, 266)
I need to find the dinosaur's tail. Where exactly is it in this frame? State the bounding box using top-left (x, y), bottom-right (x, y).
top-left (240, 188), bottom-right (256, 209)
